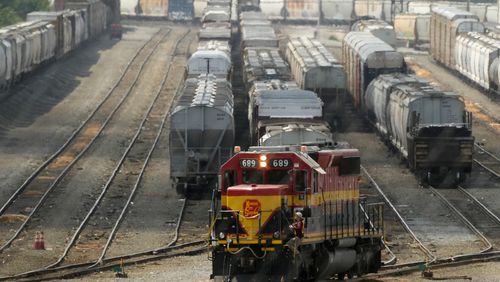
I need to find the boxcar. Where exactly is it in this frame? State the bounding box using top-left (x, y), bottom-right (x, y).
top-left (430, 6), bottom-right (484, 69)
top-left (342, 31), bottom-right (405, 108)
top-left (351, 19), bottom-right (397, 47)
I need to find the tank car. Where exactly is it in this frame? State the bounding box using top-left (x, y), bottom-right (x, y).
top-left (342, 31), bottom-right (406, 108)
top-left (187, 40), bottom-right (232, 79)
top-left (430, 7), bottom-right (484, 69)
top-left (209, 145), bottom-right (384, 281)
top-left (351, 19), bottom-right (397, 47)
top-left (169, 74), bottom-right (234, 193)
top-left (365, 73), bottom-right (474, 184)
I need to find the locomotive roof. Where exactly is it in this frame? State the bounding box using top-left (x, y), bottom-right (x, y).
top-left (287, 37), bottom-right (341, 69)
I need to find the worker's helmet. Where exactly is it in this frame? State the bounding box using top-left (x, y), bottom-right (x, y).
top-left (295, 212), bottom-right (303, 219)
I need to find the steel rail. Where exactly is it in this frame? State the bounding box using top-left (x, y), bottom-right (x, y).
top-left (0, 241), bottom-right (206, 281)
top-left (91, 30), bottom-right (192, 267)
top-left (361, 165), bottom-right (437, 265)
top-left (473, 143), bottom-right (500, 179)
top-left (0, 28), bottom-right (164, 217)
top-left (0, 28), bottom-right (171, 252)
top-left (0, 197), bottom-right (194, 281)
top-left (458, 186), bottom-right (500, 225)
top-left (43, 29), bottom-right (191, 269)
top-left (428, 186), bottom-right (493, 254)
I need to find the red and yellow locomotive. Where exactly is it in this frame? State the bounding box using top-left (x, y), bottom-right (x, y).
top-left (209, 145), bottom-right (384, 281)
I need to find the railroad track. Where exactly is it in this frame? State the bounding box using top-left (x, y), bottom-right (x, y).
top-left (363, 164), bottom-right (500, 277)
top-left (0, 28), bottom-right (172, 253)
top-left (474, 143), bottom-right (500, 179)
top-left (59, 29), bottom-right (194, 266)
top-left (0, 30), bottom-right (198, 280)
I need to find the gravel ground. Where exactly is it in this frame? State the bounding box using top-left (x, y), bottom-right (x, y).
top-left (0, 27), bottom-right (150, 206)
top-left (0, 25), bottom-right (165, 275)
top-left (2, 22), bottom-right (500, 281)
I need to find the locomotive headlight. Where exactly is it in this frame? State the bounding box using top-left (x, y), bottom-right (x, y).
top-left (273, 231), bottom-right (280, 239)
top-left (219, 232), bottom-right (225, 239)
top-left (260, 161), bottom-right (267, 168)
top-left (259, 155), bottom-right (267, 161)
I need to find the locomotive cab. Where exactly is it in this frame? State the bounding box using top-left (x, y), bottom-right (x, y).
top-left (209, 145), bottom-right (385, 281)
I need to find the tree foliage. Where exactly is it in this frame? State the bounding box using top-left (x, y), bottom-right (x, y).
top-left (0, 0), bottom-right (51, 28)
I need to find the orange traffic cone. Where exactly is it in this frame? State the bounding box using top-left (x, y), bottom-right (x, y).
top-left (33, 231), bottom-right (45, 250)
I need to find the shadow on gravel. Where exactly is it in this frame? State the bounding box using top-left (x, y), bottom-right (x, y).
top-left (0, 32), bottom-right (123, 138)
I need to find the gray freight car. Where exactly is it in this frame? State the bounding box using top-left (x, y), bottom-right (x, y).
top-left (430, 7), bottom-right (484, 69)
top-left (169, 74), bottom-right (234, 193)
top-left (242, 47), bottom-right (292, 90)
top-left (286, 37), bottom-right (345, 91)
top-left (286, 37), bottom-right (346, 125)
top-left (27, 11), bottom-right (74, 56)
top-left (199, 22), bottom-right (232, 42)
top-left (394, 14), bottom-right (430, 47)
top-left (65, 0), bottom-right (108, 39)
top-left (365, 73), bottom-right (473, 184)
top-left (351, 19), bottom-right (397, 47)
top-left (0, 21), bottom-right (57, 88)
top-left (187, 40), bottom-right (232, 79)
top-left (202, 6), bottom-right (231, 23)
top-left (455, 32), bottom-right (500, 96)
top-left (248, 84), bottom-right (324, 144)
top-left (342, 31), bottom-right (405, 108)
top-left (241, 25), bottom-right (278, 48)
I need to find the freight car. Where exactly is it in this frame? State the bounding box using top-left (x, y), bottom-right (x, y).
top-left (169, 74), bottom-right (234, 194)
top-left (285, 37), bottom-right (346, 124)
top-left (364, 73), bottom-right (474, 184)
top-left (168, 0), bottom-right (194, 20)
top-left (209, 145), bottom-right (384, 281)
top-left (240, 24), bottom-right (279, 48)
top-left (168, 0), bottom-right (234, 195)
top-left (0, 21), bottom-right (56, 88)
top-left (187, 40), bottom-right (232, 79)
top-left (455, 32), bottom-right (500, 95)
top-left (242, 47), bottom-right (292, 90)
top-left (342, 31), bottom-right (406, 108)
top-left (0, 0), bottom-right (107, 90)
top-left (430, 6), bottom-right (484, 69)
top-left (394, 13), bottom-right (430, 48)
top-left (248, 83), bottom-right (330, 145)
top-left (351, 19), bottom-right (397, 47)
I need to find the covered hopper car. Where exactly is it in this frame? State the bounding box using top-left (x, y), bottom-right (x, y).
top-left (169, 74), bottom-right (234, 193)
top-left (364, 73), bottom-right (474, 184)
